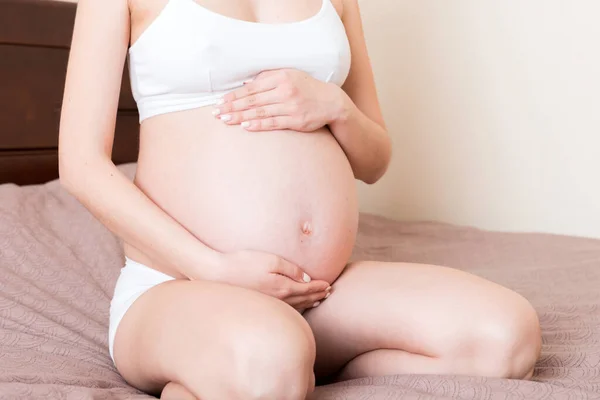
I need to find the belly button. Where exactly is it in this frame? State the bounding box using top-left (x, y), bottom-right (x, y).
top-left (301, 221), bottom-right (313, 236)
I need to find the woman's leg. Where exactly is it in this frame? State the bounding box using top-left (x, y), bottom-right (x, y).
top-left (112, 279), bottom-right (316, 400)
top-left (305, 261), bottom-right (542, 382)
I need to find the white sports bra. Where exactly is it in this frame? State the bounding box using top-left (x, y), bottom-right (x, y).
top-left (128, 0), bottom-right (352, 123)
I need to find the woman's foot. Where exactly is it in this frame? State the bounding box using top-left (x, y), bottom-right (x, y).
top-left (161, 382), bottom-right (198, 400)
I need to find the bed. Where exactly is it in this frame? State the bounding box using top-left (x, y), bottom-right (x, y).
top-left (1, 0), bottom-right (600, 399)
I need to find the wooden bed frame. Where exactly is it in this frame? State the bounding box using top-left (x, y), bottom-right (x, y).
top-left (0, 0), bottom-right (139, 185)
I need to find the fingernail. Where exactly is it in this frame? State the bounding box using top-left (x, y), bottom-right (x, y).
top-left (241, 121), bottom-right (250, 128)
top-left (313, 301), bottom-right (321, 308)
top-left (212, 109), bottom-right (221, 116)
top-left (303, 273), bottom-right (311, 283)
top-left (326, 286), bottom-right (332, 292)
top-left (220, 114), bottom-right (232, 122)
top-left (216, 98), bottom-right (225, 105)
top-left (325, 292), bottom-right (331, 299)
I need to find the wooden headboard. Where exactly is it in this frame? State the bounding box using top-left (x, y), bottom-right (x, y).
top-left (0, 0), bottom-right (139, 185)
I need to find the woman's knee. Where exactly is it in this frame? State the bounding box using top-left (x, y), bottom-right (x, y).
top-left (175, 299), bottom-right (316, 400)
top-left (462, 293), bottom-right (542, 379)
top-left (231, 305), bottom-right (316, 399)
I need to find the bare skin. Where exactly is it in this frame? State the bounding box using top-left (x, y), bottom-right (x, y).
top-left (59, 0), bottom-right (542, 399)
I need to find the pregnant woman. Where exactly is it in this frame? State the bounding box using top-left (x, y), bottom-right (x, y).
top-left (58, 0), bottom-right (542, 398)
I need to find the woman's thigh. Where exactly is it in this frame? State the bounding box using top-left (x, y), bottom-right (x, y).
top-left (305, 261), bottom-right (541, 378)
top-left (112, 279), bottom-right (316, 399)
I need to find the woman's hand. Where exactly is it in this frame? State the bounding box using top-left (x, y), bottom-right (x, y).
top-left (212, 250), bottom-right (331, 311)
top-left (212, 69), bottom-right (344, 132)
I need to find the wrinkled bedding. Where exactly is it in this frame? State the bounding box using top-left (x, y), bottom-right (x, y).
top-left (1, 163), bottom-right (599, 399)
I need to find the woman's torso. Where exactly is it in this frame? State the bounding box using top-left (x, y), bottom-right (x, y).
top-left (124, 0), bottom-right (358, 284)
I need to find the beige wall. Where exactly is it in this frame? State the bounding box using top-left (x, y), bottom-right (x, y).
top-left (358, 0), bottom-right (600, 238)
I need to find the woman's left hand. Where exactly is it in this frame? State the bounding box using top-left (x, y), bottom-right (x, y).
top-left (213, 69), bottom-right (344, 132)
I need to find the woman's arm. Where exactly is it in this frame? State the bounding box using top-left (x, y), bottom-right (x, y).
top-left (58, 0), bottom-right (220, 279)
top-left (328, 0), bottom-right (391, 184)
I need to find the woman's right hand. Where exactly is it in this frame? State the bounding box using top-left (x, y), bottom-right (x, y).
top-left (212, 250), bottom-right (331, 310)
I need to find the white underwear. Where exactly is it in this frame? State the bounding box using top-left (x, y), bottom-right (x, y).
top-left (108, 257), bottom-right (175, 363)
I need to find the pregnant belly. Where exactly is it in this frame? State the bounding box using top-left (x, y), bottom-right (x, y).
top-left (126, 107), bottom-right (359, 283)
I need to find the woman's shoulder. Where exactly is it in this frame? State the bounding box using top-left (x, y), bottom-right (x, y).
top-left (335, 0), bottom-right (363, 23)
top-left (128, 0), bottom-right (169, 15)
top-left (330, 0), bottom-right (344, 18)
